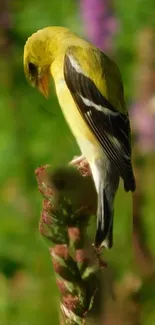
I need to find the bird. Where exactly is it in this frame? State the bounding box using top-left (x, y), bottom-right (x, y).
top-left (23, 26), bottom-right (136, 249)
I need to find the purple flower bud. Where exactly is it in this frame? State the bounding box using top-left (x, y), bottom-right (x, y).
top-left (130, 102), bottom-right (155, 153)
top-left (80, 0), bottom-right (119, 52)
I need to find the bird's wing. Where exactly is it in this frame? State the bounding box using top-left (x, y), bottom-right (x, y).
top-left (64, 47), bottom-right (135, 192)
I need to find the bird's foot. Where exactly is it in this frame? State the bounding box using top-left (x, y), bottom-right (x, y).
top-left (69, 155), bottom-right (91, 177)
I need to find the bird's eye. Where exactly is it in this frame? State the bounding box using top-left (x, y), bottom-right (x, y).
top-left (28, 62), bottom-right (38, 76)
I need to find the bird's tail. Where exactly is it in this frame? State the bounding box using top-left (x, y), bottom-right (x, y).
top-left (124, 169), bottom-right (136, 192)
top-left (94, 162), bottom-right (119, 249)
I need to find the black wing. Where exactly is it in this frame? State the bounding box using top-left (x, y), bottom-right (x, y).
top-left (64, 51), bottom-right (136, 192)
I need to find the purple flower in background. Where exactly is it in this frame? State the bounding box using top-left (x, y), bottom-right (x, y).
top-left (130, 29), bottom-right (155, 154)
top-left (131, 101), bottom-right (155, 153)
top-left (80, 0), bottom-right (119, 52)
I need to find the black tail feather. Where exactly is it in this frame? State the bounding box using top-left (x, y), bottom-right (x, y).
top-left (94, 160), bottom-right (120, 249)
top-left (124, 169), bottom-right (136, 192)
top-left (94, 191), bottom-right (113, 249)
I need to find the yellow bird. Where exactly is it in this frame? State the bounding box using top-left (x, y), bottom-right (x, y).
top-left (24, 26), bottom-right (136, 249)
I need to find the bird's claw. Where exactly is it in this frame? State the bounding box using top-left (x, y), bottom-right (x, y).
top-left (69, 155), bottom-right (91, 177)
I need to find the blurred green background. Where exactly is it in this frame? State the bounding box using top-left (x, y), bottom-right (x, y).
top-left (0, 0), bottom-right (155, 324)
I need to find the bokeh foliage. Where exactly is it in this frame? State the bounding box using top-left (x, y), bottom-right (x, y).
top-left (0, 0), bottom-right (155, 324)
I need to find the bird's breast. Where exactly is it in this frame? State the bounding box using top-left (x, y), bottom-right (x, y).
top-left (55, 78), bottom-right (102, 162)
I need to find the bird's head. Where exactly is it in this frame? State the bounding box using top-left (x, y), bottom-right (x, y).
top-left (24, 30), bottom-right (52, 98)
top-left (23, 26), bottom-right (70, 98)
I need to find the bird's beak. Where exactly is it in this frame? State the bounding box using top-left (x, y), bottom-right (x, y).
top-left (38, 74), bottom-right (49, 98)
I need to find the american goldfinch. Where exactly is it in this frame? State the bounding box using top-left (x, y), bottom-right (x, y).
top-left (24, 26), bottom-right (136, 249)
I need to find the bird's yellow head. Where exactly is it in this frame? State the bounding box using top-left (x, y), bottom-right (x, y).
top-left (24, 26), bottom-right (70, 98)
top-left (23, 28), bottom-right (54, 98)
